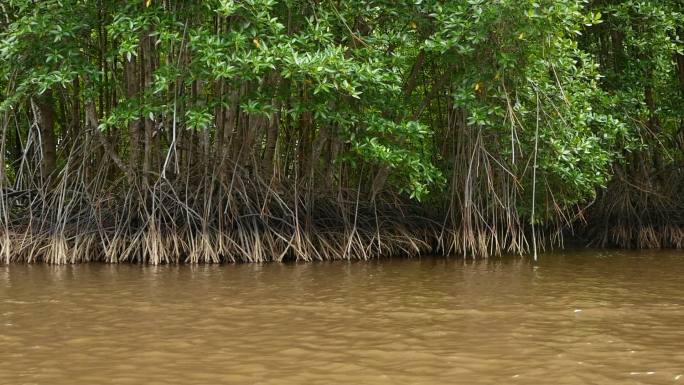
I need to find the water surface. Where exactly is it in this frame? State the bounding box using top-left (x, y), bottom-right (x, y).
top-left (2, 250), bottom-right (684, 384)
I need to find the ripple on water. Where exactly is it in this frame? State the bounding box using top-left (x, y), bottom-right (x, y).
top-left (1, 251), bottom-right (684, 384)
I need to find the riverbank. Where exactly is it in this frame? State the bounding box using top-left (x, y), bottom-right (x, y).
top-left (1, 0), bottom-right (682, 264)
top-left (2, 187), bottom-right (682, 264)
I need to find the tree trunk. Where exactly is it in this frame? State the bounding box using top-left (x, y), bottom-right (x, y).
top-left (35, 90), bottom-right (57, 182)
top-left (0, 111), bottom-right (8, 187)
top-left (262, 110), bottom-right (279, 178)
top-left (610, 30), bottom-right (625, 76)
top-left (125, 56), bottom-right (141, 180)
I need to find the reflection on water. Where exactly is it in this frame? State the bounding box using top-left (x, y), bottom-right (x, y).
top-left (1, 250), bottom-right (684, 384)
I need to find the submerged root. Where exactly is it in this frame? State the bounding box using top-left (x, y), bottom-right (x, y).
top-left (0, 173), bottom-right (536, 264)
top-left (583, 167), bottom-right (684, 249)
top-left (0, 173), bottom-right (444, 264)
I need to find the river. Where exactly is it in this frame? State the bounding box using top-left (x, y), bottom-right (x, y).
top-left (1, 250), bottom-right (683, 384)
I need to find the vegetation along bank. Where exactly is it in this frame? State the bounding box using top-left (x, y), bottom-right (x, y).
top-left (0, 0), bottom-right (682, 263)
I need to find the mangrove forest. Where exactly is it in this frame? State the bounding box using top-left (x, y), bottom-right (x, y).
top-left (0, 0), bottom-right (682, 263)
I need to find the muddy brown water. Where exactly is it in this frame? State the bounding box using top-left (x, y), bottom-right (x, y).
top-left (1, 250), bottom-right (683, 385)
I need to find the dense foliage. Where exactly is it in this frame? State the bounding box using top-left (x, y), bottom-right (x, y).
top-left (579, 0), bottom-right (684, 247)
top-left (0, 0), bottom-right (682, 263)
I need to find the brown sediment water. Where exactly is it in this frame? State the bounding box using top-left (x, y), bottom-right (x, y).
top-left (1, 250), bottom-right (683, 384)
